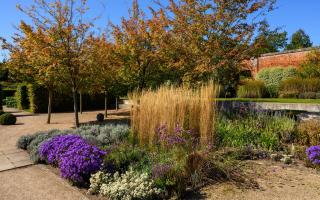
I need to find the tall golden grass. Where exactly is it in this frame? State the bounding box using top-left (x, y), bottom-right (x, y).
top-left (129, 82), bottom-right (219, 147)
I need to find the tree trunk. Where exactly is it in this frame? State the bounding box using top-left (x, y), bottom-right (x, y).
top-left (104, 91), bottom-right (108, 118)
top-left (116, 97), bottom-right (118, 111)
top-left (47, 89), bottom-right (53, 124)
top-left (79, 91), bottom-right (82, 114)
top-left (0, 84), bottom-right (3, 111)
top-left (72, 87), bottom-right (80, 127)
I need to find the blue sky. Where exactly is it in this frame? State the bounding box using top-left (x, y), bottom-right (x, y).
top-left (0, 0), bottom-right (319, 59)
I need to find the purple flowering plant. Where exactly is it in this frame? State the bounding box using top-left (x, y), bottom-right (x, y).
top-left (39, 134), bottom-right (106, 184)
top-left (156, 123), bottom-right (199, 151)
top-left (306, 146), bottom-right (320, 165)
top-left (152, 163), bottom-right (173, 179)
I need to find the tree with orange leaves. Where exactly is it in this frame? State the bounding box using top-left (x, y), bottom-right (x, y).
top-left (3, 0), bottom-right (96, 127)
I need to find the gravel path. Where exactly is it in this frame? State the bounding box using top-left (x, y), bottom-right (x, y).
top-left (0, 108), bottom-right (129, 200)
top-left (195, 160), bottom-right (320, 200)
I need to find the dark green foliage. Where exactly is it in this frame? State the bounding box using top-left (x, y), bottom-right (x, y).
top-left (0, 113), bottom-right (17, 125)
top-left (4, 97), bottom-right (17, 108)
top-left (256, 67), bottom-right (298, 97)
top-left (15, 84), bottom-right (30, 110)
top-left (286, 29), bottom-right (313, 50)
top-left (2, 89), bottom-right (16, 100)
top-left (0, 64), bottom-right (8, 81)
top-left (213, 65), bottom-right (240, 98)
top-left (237, 80), bottom-right (267, 98)
top-left (27, 84), bottom-right (113, 113)
top-left (27, 84), bottom-right (46, 113)
top-left (103, 143), bottom-right (149, 174)
top-left (253, 21), bottom-right (288, 55)
top-left (316, 93), bottom-right (320, 99)
top-left (0, 111), bottom-right (4, 116)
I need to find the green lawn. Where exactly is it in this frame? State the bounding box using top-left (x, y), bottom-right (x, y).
top-left (217, 98), bottom-right (320, 104)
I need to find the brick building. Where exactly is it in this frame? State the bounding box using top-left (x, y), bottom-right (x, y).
top-left (245, 47), bottom-right (318, 77)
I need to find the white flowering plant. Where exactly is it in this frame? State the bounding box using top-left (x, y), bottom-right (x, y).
top-left (88, 168), bottom-right (162, 200)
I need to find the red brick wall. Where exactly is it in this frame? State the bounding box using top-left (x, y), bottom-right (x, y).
top-left (245, 48), bottom-right (316, 77)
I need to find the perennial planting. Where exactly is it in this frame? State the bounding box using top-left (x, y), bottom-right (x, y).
top-left (39, 134), bottom-right (106, 184)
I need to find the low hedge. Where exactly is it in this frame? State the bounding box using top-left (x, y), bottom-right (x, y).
top-left (15, 84), bottom-right (30, 110)
top-left (0, 113), bottom-right (16, 125)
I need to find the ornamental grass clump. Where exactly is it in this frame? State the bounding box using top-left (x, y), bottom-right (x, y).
top-left (39, 134), bottom-right (106, 184)
top-left (129, 82), bottom-right (218, 147)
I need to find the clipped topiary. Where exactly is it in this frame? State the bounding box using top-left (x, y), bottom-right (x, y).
top-left (0, 113), bottom-right (16, 125)
top-left (96, 113), bottom-right (105, 122)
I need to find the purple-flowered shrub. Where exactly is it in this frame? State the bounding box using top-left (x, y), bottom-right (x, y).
top-left (306, 146), bottom-right (320, 165)
top-left (39, 134), bottom-right (106, 184)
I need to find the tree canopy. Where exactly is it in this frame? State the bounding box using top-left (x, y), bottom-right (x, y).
top-left (286, 29), bottom-right (313, 50)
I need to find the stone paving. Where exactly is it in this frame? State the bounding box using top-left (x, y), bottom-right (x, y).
top-left (0, 148), bottom-right (33, 172)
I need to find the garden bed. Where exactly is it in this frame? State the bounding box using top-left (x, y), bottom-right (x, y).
top-left (217, 98), bottom-right (320, 104)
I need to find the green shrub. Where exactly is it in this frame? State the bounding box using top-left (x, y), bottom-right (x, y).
top-left (2, 88), bottom-right (16, 100)
top-left (296, 120), bottom-right (320, 146)
top-left (104, 143), bottom-right (149, 174)
top-left (0, 111), bottom-right (5, 116)
top-left (237, 80), bottom-right (267, 98)
top-left (15, 84), bottom-right (30, 110)
top-left (4, 97), bottom-right (17, 108)
top-left (0, 113), bottom-right (17, 125)
top-left (256, 67), bottom-right (298, 97)
top-left (216, 113), bottom-right (296, 150)
top-left (316, 93), bottom-right (320, 99)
